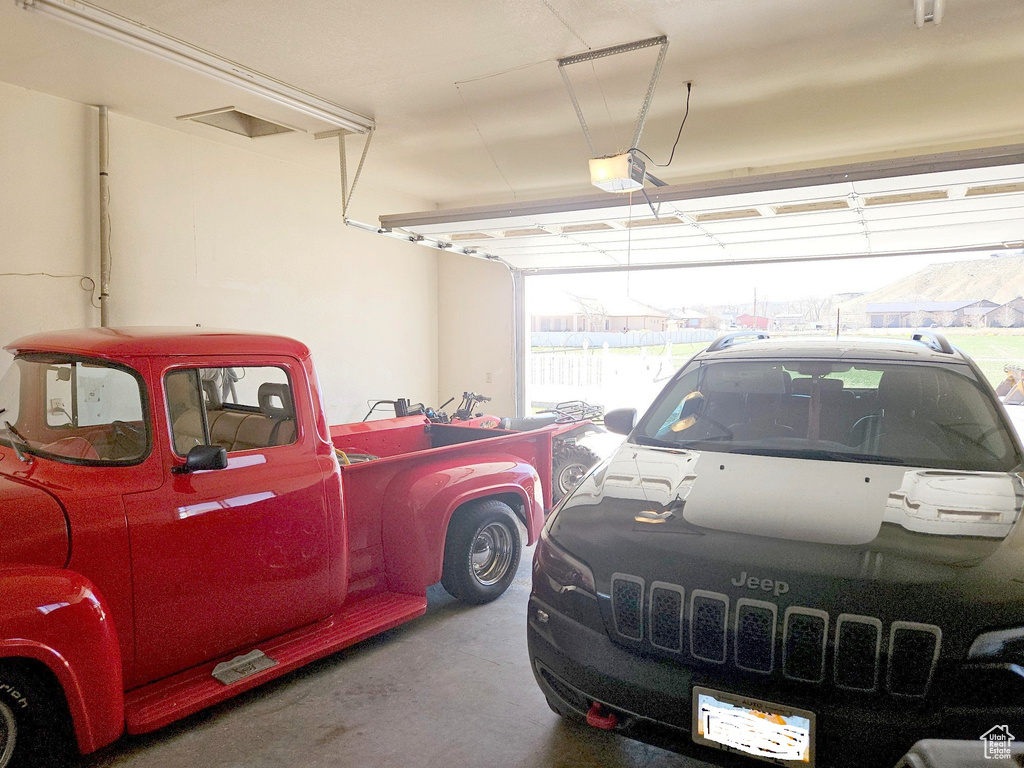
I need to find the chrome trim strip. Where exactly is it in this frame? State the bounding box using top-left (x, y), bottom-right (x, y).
top-left (734, 598), bottom-right (778, 674)
top-left (610, 573), bottom-right (645, 641)
top-left (648, 581), bottom-right (685, 652)
top-left (782, 606), bottom-right (829, 683)
top-left (886, 621), bottom-right (942, 697)
top-left (834, 614), bottom-right (883, 692)
top-left (689, 589), bottom-right (730, 664)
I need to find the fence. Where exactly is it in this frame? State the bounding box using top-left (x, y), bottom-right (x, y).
top-left (531, 328), bottom-right (716, 349)
top-left (528, 347), bottom-right (681, 411)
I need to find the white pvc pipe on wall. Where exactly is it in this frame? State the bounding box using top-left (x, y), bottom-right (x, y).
top-left (99, 105), bottom-right (111, 327)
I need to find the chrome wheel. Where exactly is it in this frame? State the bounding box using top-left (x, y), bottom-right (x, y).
top-left (471, 522), bottom-right (514, 586)
top-left (556, 462), bottom-right (589, 496)
top-left (0, 700), bottom-right (16, 768)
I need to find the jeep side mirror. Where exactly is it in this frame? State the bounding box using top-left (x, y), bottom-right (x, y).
top-left (604, 408), bottom-right (637, 436)
top-left (172, 444), bottom-right (228, 474)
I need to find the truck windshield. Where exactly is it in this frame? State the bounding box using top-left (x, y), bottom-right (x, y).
top-left (0, 353), bottom-right (149, 465)
top-left (635, 359), bottom-right (1022, 472)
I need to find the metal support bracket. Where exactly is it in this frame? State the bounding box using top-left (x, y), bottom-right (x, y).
top-left (640, 185), bottom-right (660, 219)
top-left (316, 127), bottom-right (374, 218)
top-left (557, 35), bottom-right (668, 157)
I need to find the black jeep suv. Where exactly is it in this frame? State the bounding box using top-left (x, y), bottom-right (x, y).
top-left (528, 332), bottom-right (1024, 766)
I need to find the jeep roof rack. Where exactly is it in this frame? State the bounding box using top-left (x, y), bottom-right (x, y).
top-left (911, 330), bottom-right (953, 354)
top-left (706, 331), bottom-right (770, 353)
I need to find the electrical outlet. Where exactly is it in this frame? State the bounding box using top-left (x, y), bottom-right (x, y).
top-left (485, 372), bottom-right (493, 383)
top-left (50, 398), bottom-right (65, 414)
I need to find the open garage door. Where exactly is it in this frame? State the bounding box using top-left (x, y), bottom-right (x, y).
top-left (384, 145), bottom-right (1024, 418)
top-left (380, 145), bottom-right (1024, 273)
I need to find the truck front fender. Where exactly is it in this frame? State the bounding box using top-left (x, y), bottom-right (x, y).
top-left (380, 455), bottom-right (544, 593)
top-left (0, 566), bottom-right (123, 754)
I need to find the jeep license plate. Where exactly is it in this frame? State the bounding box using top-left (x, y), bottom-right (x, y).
top-left (692, 686), bottom-right (815, 766)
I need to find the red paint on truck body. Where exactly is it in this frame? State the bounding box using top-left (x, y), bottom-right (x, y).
top-left (0, 327), bottom-right (548, 755)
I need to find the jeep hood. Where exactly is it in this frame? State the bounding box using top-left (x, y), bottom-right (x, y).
top-left (0, 472), bottom-right (70, 568)
top-left (548, 442), bottom-right (1024, 651)
top-left (558, 443), bottom-right (1024, 545)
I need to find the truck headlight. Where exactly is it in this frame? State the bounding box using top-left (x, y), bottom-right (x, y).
top-left (968, 627), bottom-right (1024, 662)
top-left (534, 529), bottom-right (596, 598)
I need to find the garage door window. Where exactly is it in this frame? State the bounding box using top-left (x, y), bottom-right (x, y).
top-left (166, 366), bottom-right (296, 456)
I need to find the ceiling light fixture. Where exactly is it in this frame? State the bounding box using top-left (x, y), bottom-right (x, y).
top-left (914, 0), bottom-right (945, 28)
top-left (589, 152), bottom-right (647, 193)
top-left (16, 0), bottom-right (374, 133)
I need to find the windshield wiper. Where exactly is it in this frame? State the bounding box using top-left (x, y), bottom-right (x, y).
top-left (732, 445), bottom-right (910, 465)
top-left (633, 435), bottom-right (677, 448)
top-left (2, 420), bottom-right (33, 464)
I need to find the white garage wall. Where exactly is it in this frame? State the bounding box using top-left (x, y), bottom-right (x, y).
top-left (437, 253), bottom-right (515, 417)
top-left (0, 82), bottom-right (98, 356)
top-left (0, 81), bottom-right (439, 425)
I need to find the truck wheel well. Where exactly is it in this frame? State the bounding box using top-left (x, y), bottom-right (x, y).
top-left (453, 492), bottom-right (527, 532)
top-left (0, 656), bottom-right (74, 727)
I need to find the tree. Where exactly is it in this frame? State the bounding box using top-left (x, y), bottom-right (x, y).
top-left (907, 310), bottom-right (928, 328)
top-left (797, 296), bottom-right (831, 323)
top-left (994, 304), bottom-right (1021, 328)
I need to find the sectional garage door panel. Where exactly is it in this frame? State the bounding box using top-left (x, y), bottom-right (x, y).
top-left (382, 155), bottom-right (1024, 271)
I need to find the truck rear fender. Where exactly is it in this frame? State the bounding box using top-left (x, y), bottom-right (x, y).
top-left (380, 456), bottom-right (543, 593)
top-left (0, 566), bottom-right (124, 754)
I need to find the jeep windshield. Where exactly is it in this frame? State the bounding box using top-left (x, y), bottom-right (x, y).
top-left (0, 352), bottom-right (149, 465)
top-left (634, 358), bottom-right (1022, 472)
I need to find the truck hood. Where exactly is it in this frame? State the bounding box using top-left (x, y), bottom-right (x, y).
top-left (548, 442), bottom-right (1024, 655)
top-left (0, 472), bottom-right (70, 568)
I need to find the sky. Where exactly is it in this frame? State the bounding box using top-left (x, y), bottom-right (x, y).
top-left (526, 252), bottom-right (993, 312)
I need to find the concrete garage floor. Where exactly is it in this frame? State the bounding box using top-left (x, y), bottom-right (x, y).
top-left (86, 540), bottom-right (704, 768)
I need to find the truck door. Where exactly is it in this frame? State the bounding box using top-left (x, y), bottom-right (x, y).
top-left (124, 359), bottom-right (332, 685)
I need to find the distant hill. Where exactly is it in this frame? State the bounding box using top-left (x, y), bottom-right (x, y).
top-left (838, 254), bottom-right (1024, 317)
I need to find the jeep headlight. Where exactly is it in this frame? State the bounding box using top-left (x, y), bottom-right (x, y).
top-left (968, 627), bottom-right (1024, 663)
top-left (534, 529), bottom-right (596, 598)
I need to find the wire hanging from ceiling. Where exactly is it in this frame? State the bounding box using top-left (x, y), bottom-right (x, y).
top-left (455, 83), bottom-right (519, 200)
top-left (541, 0), bottom-right (590, 50)
top-left (629, 81), bottom-right (692, 167)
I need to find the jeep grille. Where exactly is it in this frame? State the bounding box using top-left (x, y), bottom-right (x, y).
top-left (609, 575), bottom-right (941, 697)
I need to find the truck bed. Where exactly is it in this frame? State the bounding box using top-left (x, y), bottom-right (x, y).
top-left (329, 416), bottom-right (552, 597)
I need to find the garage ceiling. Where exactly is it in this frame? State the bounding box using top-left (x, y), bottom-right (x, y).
top-left (2, 0), bottom-right (1024, 210)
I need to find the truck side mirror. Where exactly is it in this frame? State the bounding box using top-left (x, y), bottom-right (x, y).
top-left (172, 445), bottom-right (228, 474)
top-left (603, 408), bottom-right (637, 436)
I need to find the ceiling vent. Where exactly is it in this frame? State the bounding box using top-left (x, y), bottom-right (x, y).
top-left (177, 107), bottom-right (297, 138)
top-left (623, 216), bottom-right (684, 228)
top-left (693, 209), bottom-right (762, 223)
top-left (773, 200), bottom-right (850, 215)
top-left (965, 182), bottom-right (1024, 197)
top-left (864, 190), bottom-right (948, 206)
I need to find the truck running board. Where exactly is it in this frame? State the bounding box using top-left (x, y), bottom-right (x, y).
top-left (211, 650), bottom-right (277, 685)
top-left (124, 592), bottom-right (427, 734)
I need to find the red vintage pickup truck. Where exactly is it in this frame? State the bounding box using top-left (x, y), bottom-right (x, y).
top-left (0, 327), bottom-right (551, 767)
